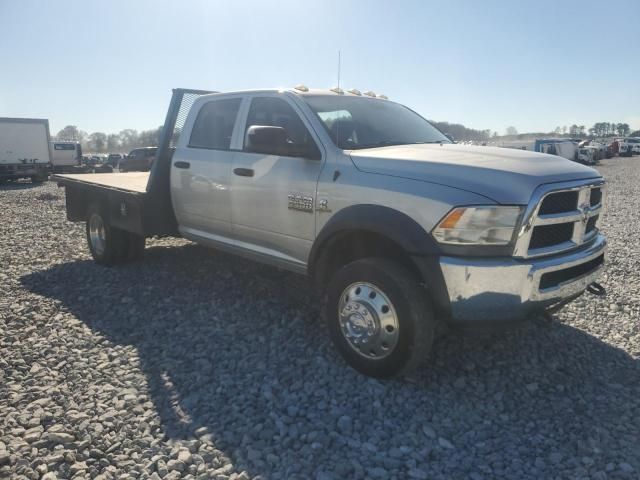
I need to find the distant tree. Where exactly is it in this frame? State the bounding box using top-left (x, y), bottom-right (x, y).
top-left (562, 125), bottom-right (567, 135)
top-left (106, 133), bottom-right (121, 152)
top-left (578, 125), bottom-right (585, 137)
top-left (569, 124), bottom-right (579, 136)
top-left (56, 125), bottom-right (87, 142)
top-left (591, 122), bottom-right (615, 137)
top-left (429, 121), bottom-right (491, 142)
top-left (630, 130), bottom-right (640, 137)
top-left (554, 126), bottom-right (561, 135)
top-left (118, 129), bottom-right (139, 152)
top-left (616, 123), bottom-right (630, 136)
top-left (505, 126), bottom-right (518, 136)
top-left (138, 127), bottom-right (162, 147)
top-left (88, 132), bottom-right (107, 152)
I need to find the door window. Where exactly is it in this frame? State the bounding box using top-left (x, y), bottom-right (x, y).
top-left (189, 98), bottom-right (242, 150)
top-left (244, 97), bottom-right (319, 156)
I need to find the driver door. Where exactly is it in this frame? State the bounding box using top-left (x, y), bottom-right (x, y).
top-left (230, 95), bottom-right (324, 269)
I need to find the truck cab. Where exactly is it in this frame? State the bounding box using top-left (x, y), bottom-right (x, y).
top-left (50, 141), bottom-right (82, 172)
top-left (54, 87), bottom-right (607, 378)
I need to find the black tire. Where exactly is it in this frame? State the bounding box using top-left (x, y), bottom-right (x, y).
top-left (86, 203), bottom-right (127, 266)
top-left (125, 232), bottom-right (145, 261)
top-left (324, 257), bottom-right (435, 378)
top-left (95, 165), bottom-right (114, 173)
top-left (30, 174), bottom-right (46, 184)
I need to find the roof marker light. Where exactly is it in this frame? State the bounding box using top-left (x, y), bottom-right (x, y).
top-left (330, 87), bottom-right (344, 94)
top-left (363, 91), bottom-right (377, 97)
top-left (347, 88), bottom-right (361, 96)
top-left (294, 84), bottom-right (309, 92)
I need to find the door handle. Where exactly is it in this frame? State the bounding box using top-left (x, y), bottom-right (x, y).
top-left (173, 161), bottom-right (190, 169)
top-left (233, 167), bottom-right (254, 177)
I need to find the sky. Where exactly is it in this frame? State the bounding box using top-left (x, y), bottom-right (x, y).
top-left (1, 0), bottom-right (639, 136)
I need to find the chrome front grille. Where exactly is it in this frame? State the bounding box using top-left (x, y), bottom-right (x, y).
top-left (514, 179), bottom-right (605, 259)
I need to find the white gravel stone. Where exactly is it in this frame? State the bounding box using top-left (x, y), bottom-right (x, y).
top-left (1, 159), bottom-right (639, 478)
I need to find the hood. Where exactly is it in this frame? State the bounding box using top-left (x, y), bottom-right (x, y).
top-left (349, 144), bottom-right (600, 204)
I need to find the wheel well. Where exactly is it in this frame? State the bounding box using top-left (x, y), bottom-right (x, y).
top-left (312, 230), bottom-right (423, 287)
top-left (66, 187), bottom-right (108, 222)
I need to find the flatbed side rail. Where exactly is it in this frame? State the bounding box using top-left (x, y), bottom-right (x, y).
top-left (144, 88), bottom-right (216, 235)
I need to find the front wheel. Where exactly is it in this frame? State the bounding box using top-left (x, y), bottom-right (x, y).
top-left (325, 258), bottom-right (435, 378)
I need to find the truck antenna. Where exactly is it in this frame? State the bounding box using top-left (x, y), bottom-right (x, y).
top-left (336, 50), bottom-right (341, 147)
top-left (337, 50), bottom-right (341, 90)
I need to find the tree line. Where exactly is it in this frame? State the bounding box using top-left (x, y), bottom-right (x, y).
top-left (54, 119), bottom-right (638, 151)
top-left (430, 121), bottom-right (492, 142)
top-left (504, 122), bottom-right (636, 140)
top-left (55, 125), bottom-right (163, 153)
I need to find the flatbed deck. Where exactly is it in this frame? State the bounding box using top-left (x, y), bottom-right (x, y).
top-left (53, 172), bottom-right (149, 194)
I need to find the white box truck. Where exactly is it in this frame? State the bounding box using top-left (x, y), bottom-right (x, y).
top-left (0, 117), bottom-right (51, 183)
top-left (50, 140), bottom-right (83, 172)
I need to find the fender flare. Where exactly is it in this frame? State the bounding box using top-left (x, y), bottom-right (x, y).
top-left (309, 204), bottom-right (452, 319)
top-left (309, 204), bottom-right (441, 273)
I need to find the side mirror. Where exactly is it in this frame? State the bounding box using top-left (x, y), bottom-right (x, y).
top-left (245, 125), bottom-right (288, 156)
top-left (245, 125), bottom-right (321, 160)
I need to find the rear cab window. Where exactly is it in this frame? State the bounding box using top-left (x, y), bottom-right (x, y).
top-left (189, 98), bottom-right (242, 150)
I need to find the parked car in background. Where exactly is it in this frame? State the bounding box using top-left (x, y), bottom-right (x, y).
top-left (586, 141), bottom-right (607, 160)
top-left (88, 155), bottom-right (106, 166)
top-left (613, 138), bottom-right (640, 157)
top-left (120, 147), bottom-right (157, 172)
top-left (107, 153), bottom-right (124, 167)
top-left (533, 139), bottom-right (578, 161)
top-left (577, 147), bottom-right (597, 165)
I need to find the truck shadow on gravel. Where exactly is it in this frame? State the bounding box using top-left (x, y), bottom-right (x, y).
top-left (21, 243), bottom-right (640, 477)
top-left (0, 180), bottom-right (45, 190)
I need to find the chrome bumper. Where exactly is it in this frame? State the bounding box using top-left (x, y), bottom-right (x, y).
top-left (440, 234), bottom-right (606, 322)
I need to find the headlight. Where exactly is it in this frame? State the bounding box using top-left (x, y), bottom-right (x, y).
top-left (432, 206), bottom-right (523, 246)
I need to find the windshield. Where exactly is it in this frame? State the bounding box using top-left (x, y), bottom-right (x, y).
top-left (302, 95), bottom-right (450, 149)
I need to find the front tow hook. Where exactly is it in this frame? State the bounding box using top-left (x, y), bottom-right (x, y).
top-left (586, 282), bottom-right (606, 297)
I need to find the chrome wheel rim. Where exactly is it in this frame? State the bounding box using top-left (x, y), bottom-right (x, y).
top-left (338, 282), bottom-right (399, 359)
top-left (89, 213), bottom-right (106, 256)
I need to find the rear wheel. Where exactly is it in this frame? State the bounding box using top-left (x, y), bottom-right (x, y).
top-left (325, 257), bottom-right (435, 378)
top-left (125, 232), bottom-right (145, 261)
top-left (31, 172), bottom-right (47, 184)
top-left (86, 203), bottom-right (127, 266)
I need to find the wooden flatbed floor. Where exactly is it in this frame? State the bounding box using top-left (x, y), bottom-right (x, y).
top-left (52, 172), bottom-right (149, 194)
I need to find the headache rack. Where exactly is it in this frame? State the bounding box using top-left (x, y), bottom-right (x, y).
top-left (144, 88), bottom-right (216, 235)
top-left (55, 88), bottom-right (216, 238)
top-left (513, 179), bottom-right (605, 259)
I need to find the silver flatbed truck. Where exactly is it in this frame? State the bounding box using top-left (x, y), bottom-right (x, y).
top-left (54, 87), bottom-right (607, 377)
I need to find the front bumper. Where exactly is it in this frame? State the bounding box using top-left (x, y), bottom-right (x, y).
top-left (439, 234), bottom-right (606, 322)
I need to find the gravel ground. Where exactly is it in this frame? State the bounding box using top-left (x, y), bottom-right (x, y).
top-left (1, 158), bottom-right (639, 480)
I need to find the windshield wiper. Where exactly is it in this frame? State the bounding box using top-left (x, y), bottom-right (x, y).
top-left (351, 140), bottom-right (448, 150)
top-left (350, 141), bottom-right (408, 150)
